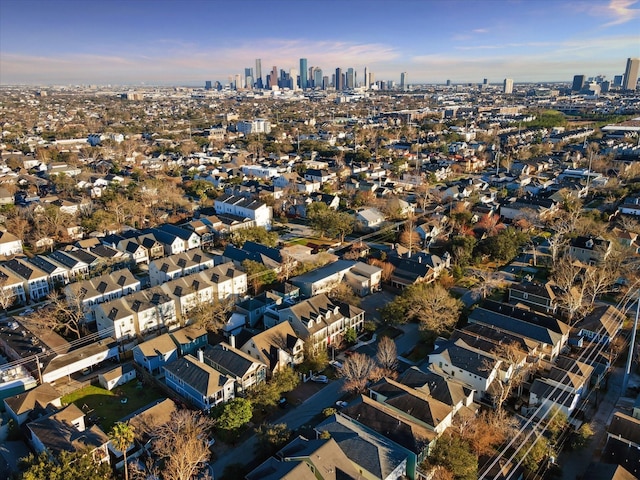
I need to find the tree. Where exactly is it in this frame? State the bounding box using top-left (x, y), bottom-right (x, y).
top-left (424, 433), bottom-right (477, 480)
top-left (151, 409), bottom-right (214, 480)
top-left (339, 352), bottom-right (378, 394)
top-left (300, 340), bottom-right (329, 374)
top-left (514, 435), bottom-right (551, 475)
top-left (486, 341), bottom-right (532, 411)
top-left (406, 283), bottom-right (462, 339)
top-left (570, 423), bottom-right (594, 450)
top-left (25, 291), bottom-right (88, 339)
top-left (376, 336), bottom-right (398, 374)
top-left (454, 409), bottom-right (518, 457)
top-left (0, 275), bottom-right (16, 313)
top-left (242, 259), bottom-right (277, 295)
top-left (19, 449), bottom-right (113, 480)
top-left (343, 327), bottom-right (357, 344)
top-left (215, 397), bottom-right (253, 432)
top-left (109, 422), bottom-right (136, 480)
top-left (255, 423), bottom-right (291, 455)
top-left (229, 226), bottom-right (278, 248)
top-left (328, 283), bottom-right (361, 307)
top-left (189, 296), bottom-right (234, 332)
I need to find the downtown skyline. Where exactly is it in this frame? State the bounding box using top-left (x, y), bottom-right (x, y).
top-left (1, 0), bottom-right (639, 86)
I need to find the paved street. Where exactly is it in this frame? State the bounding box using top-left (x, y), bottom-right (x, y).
top-left (557, 366), bottom-right (628, 480)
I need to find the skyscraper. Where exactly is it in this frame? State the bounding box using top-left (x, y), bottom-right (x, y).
top-left (290, 68), bottom-right (298, 90)
top-left (299, 58), bottom-right (308, 89)
top-left (572, 75), bottom-right (585, 91)
top-left (363, 67), bottom-right (368, 88)
top-left (503, 78), bottom-right (513, 94)
top-left (400, 72), bottom-right (408, 91)
top-left (335, 68), bottom-right (343, 90)
top-left (205, 81), bottom-right (212, 90)
top-left (255, 59), bottom-right (263, 89)
top-left (613, 75), bottom-right (624, 87)
top-left (313, 68), bottom-right (323, 89)
top-left (623, 58), bottom-right (640, 90)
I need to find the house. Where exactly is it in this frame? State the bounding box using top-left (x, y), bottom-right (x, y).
top-left (468, 302), bottom-right (569, 361)
top-left (49, 250), bottom-right (90, 279)
top-left (368, 377), bottom-right (456, 434)
top-left (290, 260), bottom-right (382, 298)
top-left (387, 250), bottom-right (450, 289)
top-left (341, 395), bottom-right (435, 475)
top-left (398, 366), bottom-right (476, 412)
top-left (568, 236), bottom-right (611, 265)
top-left (2, 257), bottom-right (50, 302)
top-left (98, 363), bottom-right (136, 391)
top-left (278, 294), bottom-right (365, 351)
top-left (200, 342), bottom-right (267, 395)
top-left (223, 241), bottom-right (282, 271)
top-left (0, 230), bottom-right (23, 257)
top-left (4, 383), bottom-right (62, 425)
top-left (428, 338), bottom-right (501, 402)
top-left (164, 353), bottom-right (235, 411)
top-left (66, 268), bottom-right (140, 313)
top-left (28, 255), bottom-right (70, 285)
top-left (618, 196), bottom-right (640, 217)
top-left (27, 404), bottom-right (110, 464)
top-left (576, 305), bottom-right (625, 346)
top-left (157, 224), bottom-right (202, 251)
top-left (239, 321), bottom-right (304, 375)
top-left (608, 412), bottom-right (640, 449)
top-left (315, 413), bottom-right (412, 480)
top-left (159, 272), bottom-right (216, 321)
top-left (205, 261), bottom-right (248, 299)
top-left (148, 248), bottom-right (214, 287)
top-left (0, 266), bottom-right (27, 305)
top-left (355, 207), bottom-right (385, 231)
top-left (169, 325), bottom-right (209, 357)
top-left (214, 193), bottom-right (272, 230)
top-left (94, 287), bottom-right (177, 340)
top-left (508, 281), bottom-right (559, 314)
top-left (133, 334), bottom-right (179, 374)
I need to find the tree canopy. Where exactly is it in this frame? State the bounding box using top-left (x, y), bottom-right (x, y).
top-left (19, 449), bottom-right (113, 480)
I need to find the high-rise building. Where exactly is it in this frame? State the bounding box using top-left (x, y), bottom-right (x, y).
top-left (335, 68), bottom-right (343, 90)
top-left (613, 75), bottom-right (623, 87)
top-left (234, 74), bottom-right (242, 90)
top-left (346, 68), bottom-right (354, 89)
top-left (290, 68), bottom-right (298, 90)
top-left (322, 76), bottom-right (329, 90)
top-left (400, 72), bottom-right (408, 91)
top-left (313, 68), bottom-right (323, 89)
top-left (446, 79), bottom-right (451, 86)
top-left (299, 58), bottom-right (308, 89)
top-left (368, 72), bottom-right (375, 87)
top-left (623, 58), bottom-right (640, 90)
top-left (363, 67), bottom-right (368, 88)
top-left (572, 75), bottom-right (586, 91)
top-left (483, 78), bottom-right (488, 85)
top-left (255, 59), bottom-right (263, 89)
top-left (205, 81), bottom-right (212, 90)
top-left (503, 78), bottom-right (513, 94)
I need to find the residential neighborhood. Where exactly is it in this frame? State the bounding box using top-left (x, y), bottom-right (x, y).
top-left (0, 53), bottom-right (639, 480)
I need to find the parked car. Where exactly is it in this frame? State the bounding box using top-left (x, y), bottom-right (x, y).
top-left (278, 397), bottom-right (289, 409)
top-left (335, 401), bottom-right (348, 408)
top-left (310, 375), bottom-right (328, 384)
top-left (330, 360), bottom-right (343, 369)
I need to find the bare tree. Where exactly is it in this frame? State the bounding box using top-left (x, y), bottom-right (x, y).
top-left (340, 352), bottom-right (378, 394)
top-left (376, 336), bottom-right (398, 374)
top-left (27, 291), bottom-right (87, 339)
top-left (486, 341), bottom-right (532, 411)
top-left (189, 296), bottom-right (234, 332)
top-left (454, 409), bottom-right (519, 457)
top-left (0, 275), bottom-right (16, 313)
top-left (151, 410), bottom-right (214, 480)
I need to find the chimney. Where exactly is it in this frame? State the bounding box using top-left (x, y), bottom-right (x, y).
top-left (418, 256), bottom-right (422, 263)
top-left (197, 349), bottom-right (204, 363)
top-left (230, 334), bottom-right (236, 348)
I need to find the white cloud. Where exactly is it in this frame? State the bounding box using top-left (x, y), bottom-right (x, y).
top-left (603, 0), bottom-right (640, 26)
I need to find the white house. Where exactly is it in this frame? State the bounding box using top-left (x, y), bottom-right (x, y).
top-left (214, 193), bottom-right (272, 230)
top-left (0, 230), bottom-right (23, 257)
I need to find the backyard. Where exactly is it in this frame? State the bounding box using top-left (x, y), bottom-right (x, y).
top-left (61, 380), bottom-right (164, 431)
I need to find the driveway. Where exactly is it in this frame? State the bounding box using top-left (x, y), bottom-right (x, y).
top-left (360, 290), bottom-right (397, 323)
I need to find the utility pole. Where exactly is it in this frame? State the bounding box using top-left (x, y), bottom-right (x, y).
top-left (623, 290), bottom-right (640, 393)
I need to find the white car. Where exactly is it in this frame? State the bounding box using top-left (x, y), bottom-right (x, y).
top-left (330, 360), bottom-right (343, 369)
top-left (310, 375), bottom-right (328, 383)
top-left (335, 401), bottom-right (348, 408)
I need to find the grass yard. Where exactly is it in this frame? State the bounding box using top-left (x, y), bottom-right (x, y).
top-left (61, 380), bottom-right (163, 431)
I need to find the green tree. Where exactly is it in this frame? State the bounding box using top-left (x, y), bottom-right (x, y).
top-left (254, 423), bottom-right (291, 455)
top-left (109, 422), bottom-right (135, 480)
top-left (514, 436), bottom-right (551, 475)
top-left (230, 226), bottom-right (278, 248)
top-left (425, 433), bottom-right (477, 480)
top-left (343, 327), bottom-right (357, 344)
top-left (242, 259), bottom-right (277, 294)
top-left (300, 341), bottom-right (329, 374)
top-left (570, 423), bottom-right (594, 450)
top-left (19, 449), bottom-right (113, 480)
top-left (215, 398), bottom-right (253, 432)
top-left (272, 366), bottom-right (300, 393)
top-left (307, 202), bottom-right (333, 238)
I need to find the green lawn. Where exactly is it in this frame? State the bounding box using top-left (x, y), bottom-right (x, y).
top-left (61, 380), bottom-right (164, 431)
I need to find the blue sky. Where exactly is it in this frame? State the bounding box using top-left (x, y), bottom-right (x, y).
top-left (1, 0), bottom-right (639, 85)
